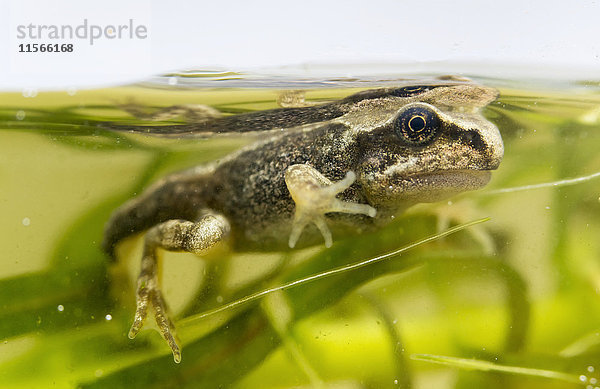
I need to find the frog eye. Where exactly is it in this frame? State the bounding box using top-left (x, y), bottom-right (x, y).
top-left (394, 106), bottom-right (440, 145)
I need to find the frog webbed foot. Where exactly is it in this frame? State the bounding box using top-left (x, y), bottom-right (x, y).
top-left (129, 254), bottom-right (181, 362)
top-left (128, 214), bottom-right (230, 363)
top-left (284, 164), bottom-right (377, 248)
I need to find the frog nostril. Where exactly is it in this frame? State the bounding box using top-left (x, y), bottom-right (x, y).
top-left (459, 130), bottom-right (485, 150)
top-left (452, 128), bottom-right (503, 170)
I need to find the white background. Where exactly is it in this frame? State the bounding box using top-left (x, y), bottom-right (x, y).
top-left (1, 0), bottom-right (599, 90)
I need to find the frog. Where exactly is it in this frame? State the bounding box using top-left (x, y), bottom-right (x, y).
top-left (102, 80), bottom-right (504, 363)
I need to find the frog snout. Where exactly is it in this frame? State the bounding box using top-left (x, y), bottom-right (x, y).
top-left (473, 123), bottom-right (504, 171)
top-left (483, 131), bottom-right (504, 171)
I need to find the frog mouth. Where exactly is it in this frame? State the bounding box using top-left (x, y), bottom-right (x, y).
top-left (411, 169), bottom-right (492, 185)
top-left (399, 169), bottom-right (492, 202)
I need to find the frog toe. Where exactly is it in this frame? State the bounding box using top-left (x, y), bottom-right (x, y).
top-left (129, 285), bottom-right (182, 362)
top-left (150, 290), bottom-right (182, 363)
top-left (129, 254), bottom-right (182, 362)
top-left (328, 197), bottom-right (377, 218)
top-left (288, 217), bottom-right (310, 249)
top-left (289, 214), bottom-right (334, 248)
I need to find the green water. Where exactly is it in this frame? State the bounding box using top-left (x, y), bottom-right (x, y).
top-left (1, 73), bottom-right (600, 389)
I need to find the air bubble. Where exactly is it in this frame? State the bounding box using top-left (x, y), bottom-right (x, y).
top-left (57, 305), bottom-right (64, 312)
top-left (22, 88), bottom-right (38, 98)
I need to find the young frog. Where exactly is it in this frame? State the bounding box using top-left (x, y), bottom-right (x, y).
top-left (103, 81), bottom-right (504, 363)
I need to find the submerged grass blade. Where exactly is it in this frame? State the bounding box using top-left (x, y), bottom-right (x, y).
top-left (483, 171), bottom-right (600, 195)
top-left (182, 217), bottom-right (490, 326)
top-left (411, 354), bottom-right (584, 385)
top-left (560, 329), bottom-right (600, 357)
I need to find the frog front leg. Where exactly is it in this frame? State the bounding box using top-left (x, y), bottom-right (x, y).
top-left (129, 213), bottom-right (230, 363)
top-left (285, 164), bottom-right (377, 248)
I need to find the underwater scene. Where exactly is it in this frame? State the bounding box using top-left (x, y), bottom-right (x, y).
top-left (1, 71), bottom-right (600, 388)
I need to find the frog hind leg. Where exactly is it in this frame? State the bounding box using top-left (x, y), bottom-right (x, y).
top-left (129, 213), bottom-right (230, 363)
top-left (119, 98), bottom-right (222, 122)
top-left (284, 164), bottom-right (377, 249)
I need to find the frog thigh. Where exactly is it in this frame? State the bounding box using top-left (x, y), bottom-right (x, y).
top-left (284, 164), bottom-right (377, 249)
top-left (129, 211), bottom-right (230, 363)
